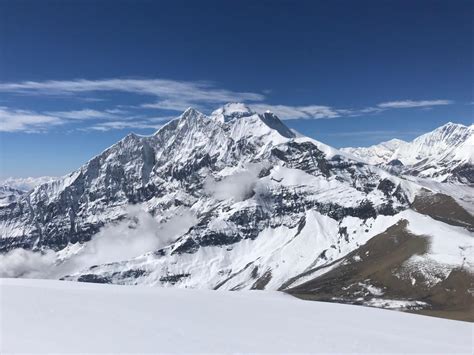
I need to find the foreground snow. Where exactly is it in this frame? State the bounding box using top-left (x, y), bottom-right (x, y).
top-left (1, 279), bottom-right (471, 354)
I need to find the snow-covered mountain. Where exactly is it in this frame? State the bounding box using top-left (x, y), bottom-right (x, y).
top-left (342, 122), bottom-right (473, 183)
top-left (0, 176), bottom-right (56, 206)
top-left (0, 176), bottom-right (57, 192)
top-left (0, 104), bottom-right (472, 319)
top-left (342, 138), bottom-right (407, 165)
top-left (0, 186), bottom-right (25, 207)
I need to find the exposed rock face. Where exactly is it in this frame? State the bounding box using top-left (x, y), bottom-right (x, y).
top-left (1, 104), bottom-right (472, 320)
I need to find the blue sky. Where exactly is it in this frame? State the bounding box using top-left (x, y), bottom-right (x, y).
top-left (0, 0), bottom-right (472, 178)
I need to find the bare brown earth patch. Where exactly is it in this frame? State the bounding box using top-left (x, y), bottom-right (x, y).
top-left (411, 191), bottom-right (474, 230)
top-left (285, 220), bottom-right (474, 322)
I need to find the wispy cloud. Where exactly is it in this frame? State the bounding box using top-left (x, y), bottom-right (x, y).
top-left (0, 78), bottom-right (265, 110)
top-left (359, 107), bottom-right (385, 114)
top-left (0, 104), bottom-right (169, 133)
top-left (87, 121), bottom-right (163, 131)
top-left (377, 99), bottom-right (452, 109)
top-left (0, 107), bottom-right (62, 133)
top-left (250, 99), bottom-right (453, 120)
top-left (327, 129), bottom-right (424, 137)
top-left (0, 78), bottom-right (457, 132)
top-left (141, 99), bottom-right (201, 111)
top-left (252, 104), bottom-right (341, 119)
top-left (47, 109), bottom-right (121, 120)
top-left (0, 77), bottom-right (344, 121)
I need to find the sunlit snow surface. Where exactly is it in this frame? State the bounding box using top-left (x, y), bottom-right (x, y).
top-left (1, 279), bottom-right (471, 354)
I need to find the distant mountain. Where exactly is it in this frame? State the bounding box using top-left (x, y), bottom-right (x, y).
top-left (342, 138), bottom-right (407, 165)
top-left (0, 176), bottom-right (57, 207)
top-left (0, 176), bottom-right (57, 192)
top-left (0, 186), bottom-right (25, 207)
top-left (342, 123), bottom-right (473, 183)
top-left (0, 104), bottom-right (472, 319)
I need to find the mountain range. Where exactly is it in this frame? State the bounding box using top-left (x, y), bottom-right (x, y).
top-left (0, 176), bottom-right (56, 207)
top-left (0, 103), bottom-right (472, 320)
top-left (342, 122), bottom-right (473, 183)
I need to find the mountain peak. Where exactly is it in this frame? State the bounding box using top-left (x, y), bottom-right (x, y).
top-left (385, 138), bottom-right (407, 144)
top-left (210, 102), bottom-right (255, 123)
top-left (417, 122), bottom-right (471, 143)
top-left (209, 103), bottom-right (296, 139)
top-left (433, 121), bottom-right (471, 135)
top-left (180, 107), bottom-right (204, 119)
top-left (440, 121), bottom-right (464, 128)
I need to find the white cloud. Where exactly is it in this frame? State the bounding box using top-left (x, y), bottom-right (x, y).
top-left (0, 77), bottom-right (456, 130)
top-left (88, 120), bottom-right (163, 131)
top-left (377, 99), bottom-right (452, 109)
top-left (0, 248), bottom-right (57, 278)
top-left (48, 109), bottom-right (120, 120)
top-left (105, 108), bottom-right (129, 114)
top-left (252, 98), bottom-right (454, 120)
top-left (0, 104), bottom-right (170, 133)
top-left (252, 104), bottom-right (340, 120)
top-left (204, 163), bottom-right (265, 201)
top-left (0, 107), bottom-right (63, 132)
top-left (359, 107), bottom-right (385, 114)
top-left (141, 99), bottom-right (201, 111)
top-left (0, 78), bottom-right (265, 111)
top-left (0, 205), bottom-right (197, 279)
top-left (62, 206), bottom-right (194, 269)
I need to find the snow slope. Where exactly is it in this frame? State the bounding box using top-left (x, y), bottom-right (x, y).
top-left (1, 279), bottom-right (471, 354)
